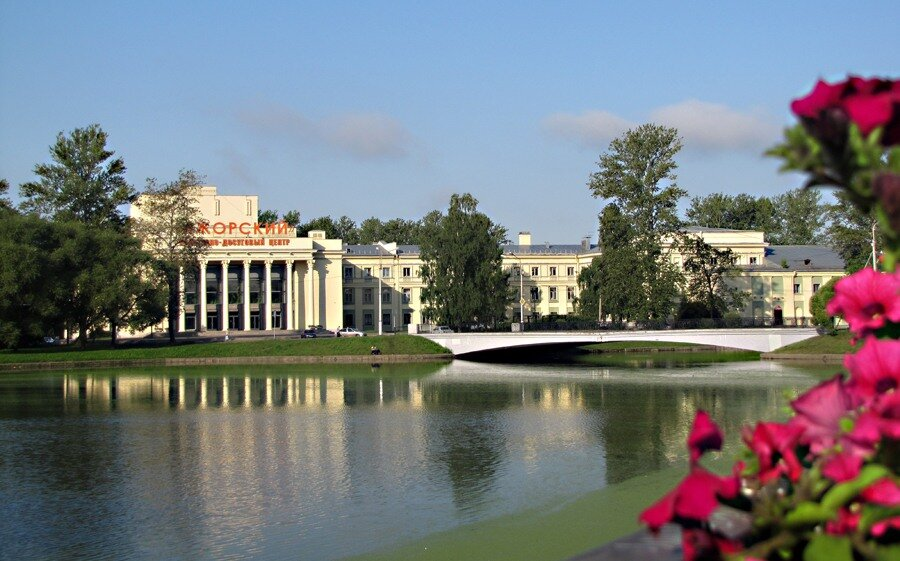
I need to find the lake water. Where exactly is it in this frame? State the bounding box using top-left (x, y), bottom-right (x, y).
top-left (0, 357), bottom-right (833, 561)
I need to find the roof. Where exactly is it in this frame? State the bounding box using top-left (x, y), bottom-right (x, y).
top-left (343, 244), bottom-right (420, 256)
top-left (502, 244), bottom-right (596, 255)
top-left (752, 245), bottom-right (845, 272)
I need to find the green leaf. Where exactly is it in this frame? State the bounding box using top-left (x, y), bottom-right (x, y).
top-left (860, 504), bottom-right (900, 534)
top-left (875, 544), bottom-right (900, 561)
top-left (785, 501), bottom-right (834, 526)
top-left (821, 464), bottom-right (889, 511)
top-left (803, 534), bottom-right (853, 561)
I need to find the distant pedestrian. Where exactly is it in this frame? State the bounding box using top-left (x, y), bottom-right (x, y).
top-left (370, 345), bottom-right (381, 355)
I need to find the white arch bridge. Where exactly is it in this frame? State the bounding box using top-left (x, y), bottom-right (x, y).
top-left (420, 328), bottom-right (819, 356)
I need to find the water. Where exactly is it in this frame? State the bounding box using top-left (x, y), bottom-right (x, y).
top-left (0, 358), bottom-right (834, 561)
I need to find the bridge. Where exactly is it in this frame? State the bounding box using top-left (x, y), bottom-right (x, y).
top-left (420, 328), bottom-right (820, 356)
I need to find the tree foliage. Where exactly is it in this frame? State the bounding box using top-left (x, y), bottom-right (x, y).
top-left (419, 194), bottom-right (511, 330)
top-left (824, 195), bottom-right (881, 272)
top-left (132, 170), bottom-right (208, 343)
top-left (588, 124), bottom-right (686, 320)
top-left (809, 277), bottom-right (838, 330)
top-left (19, 124), bottom-right (135, 227)
top-left (678, 235), bottom-right (746, 319)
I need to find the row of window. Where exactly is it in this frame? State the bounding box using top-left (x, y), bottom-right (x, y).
top-left (344, 266), bottom-right (416, 280)
top-left (342, 310), bottom-right (414, 328)
top-left (184, 266), bottom-right (286, 306)
top-left (518, 286), bottom-right (576, 302)
top-left (751, 276), bottom-right (826, 297)
top-left (343, 287), bottom-right (412, 305)
top-left (185, 310), bottom-right (284, 331)
top-left (513, 266), bottom-right (577, 278)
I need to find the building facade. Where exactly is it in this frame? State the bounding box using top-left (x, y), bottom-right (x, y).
top-left (132, 187), bottom-right (845, 336)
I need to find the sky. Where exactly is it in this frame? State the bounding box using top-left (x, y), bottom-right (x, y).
top-left (1, 1), bottom-right (897, 244)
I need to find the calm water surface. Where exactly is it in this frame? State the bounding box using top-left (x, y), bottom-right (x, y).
top-left (0, 358), bottom-right (833, 561)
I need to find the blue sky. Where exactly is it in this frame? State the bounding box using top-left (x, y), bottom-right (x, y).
top-left (1, 1), bottom-right (897, 243)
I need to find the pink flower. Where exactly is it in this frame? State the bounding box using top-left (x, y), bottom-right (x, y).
top-left (638, 468), bottom-right (739, 532)
top-left (821, 452), bottom-right (863, 482)
top-left (687, 410), bottom-right (723, 465)
top-left (790, 376), bottom-right (860, 454)
top-left (845, 337), bottom-right (900, 401)
top-left (826, 268), bottom-right (900, 337)
top-left (861, 478), bottom-right (900, 507)
top-left (742, 421), bottom-right (804, 483)
top-left (791, 76), bottom-right (900, 145)
top-left (825, 507), bottom-right (861, 535)
top-left (681, 528), bottom-right (742, 561)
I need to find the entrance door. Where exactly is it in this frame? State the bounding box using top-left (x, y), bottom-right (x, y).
top-left (773, 306), bottom-right (783, 326)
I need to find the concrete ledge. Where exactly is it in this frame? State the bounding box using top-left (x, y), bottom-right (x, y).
top-left (760, 353), bottom-right (844, 364)
top-left (0, 354), bottom-right (452, 373)
top-left (569, 525), bottom-right (680, 561)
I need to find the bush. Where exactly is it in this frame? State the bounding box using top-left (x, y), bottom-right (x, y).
top-left (723, 312), bottom-right (742, 328)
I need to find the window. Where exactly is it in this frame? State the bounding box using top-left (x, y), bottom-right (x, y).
top-left (363, 312), bottom-right (374, 327)
top-left (271, 309), bottom-right (282, 329)
top-left (402, 288), bottom-right (411, 303)
top-left (183, 274), bottom-right (197, 305)
top-left (249, 267), bottom-right (262, 304)
top-left (793, 283), bottom-right (802, 294)
top-left (771, 277), bottom-right (783, 294)
top-left (812, 283), bottom-right (821, 293)
top-left (402, 311), bottom-right (412, 325)
top-left (206, 312), bottom-right (219, 330)
top-left (343, 312), bottom-right (355, 327)
top-left (530, 287), bottom-right (540, 301)
top-left (185, 312), bottom-right (196, 331)
top-left (812, 276), bottom-right (822, 293)
top-left (270, 270), bottom-right (283, 304)
top-left (549, 287), bottom-right (558, 301)
top-left (566, 266), bottom-right (575, 277)
top-left (531, 266), bottom-right (539, 277)
top-left (228, 270), bottom-right (240, 304)
top-left (566, 286), bottom-right (575, 301)
top-left (363, 288), bottom-right (373, 304)
top-left (550, 266), bottom-right (557, 277)
top-left (250, 311), bottom-right (260, 330)
top-left (751, 277), bottom-right (764, 296)
top-left (343, 288), bottom-right (354, 305)
top-left (402, 266), bottom-right (412, 277)
top-left (382, 312), bottom-right (391, 328)
top-left (749, 257), bottom-right (758, 265)
top-left (381, 288), bottom-right (391, 304)
top-left (344, 266), bottom-right (353, 279)
top-left (364, 267), bottom-right (372, 279)
top-left (228, 312), bottom-right (240, 330)
top-left (381, 266), bottom-right (391, 278)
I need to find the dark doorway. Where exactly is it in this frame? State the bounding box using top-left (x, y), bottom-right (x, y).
top-left (773, 306), bottom-right (783, 326)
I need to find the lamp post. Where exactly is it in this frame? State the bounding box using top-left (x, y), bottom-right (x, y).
top-left (510, 252), bottom-right (524, 325)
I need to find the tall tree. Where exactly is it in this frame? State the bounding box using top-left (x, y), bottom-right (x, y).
top-left (678, 235), bottom-right (745, 319)
top-left (358, 217), bottom-right (422, 244)
top-left (296, 215), bottom-right (359, 242)
top-left (769, 188), bottom-right (825, 244)
top-left (686, 193), bottom-right (776, 234)
top-left (0, 179), bottom-right (13, 213)
top-left (588, 124), bottom-right (686, 320)
top-left (19, 124), bottom-right (135, 227)
top-left (419, 194), bottom-right (511, 330)
top-left (824, 195), bottom-right (881, 272)
top-left (132, 170), bottom-right (209, 343)
top-left (584, 204), bottom-right (643, 321)
top-left (258, 209), bottom-right (301, 227)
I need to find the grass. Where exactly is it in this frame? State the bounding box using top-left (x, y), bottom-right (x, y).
top-left (0, 335), bottom-right (449, 364)
top-left (770, 330), bottom-right (856, 355)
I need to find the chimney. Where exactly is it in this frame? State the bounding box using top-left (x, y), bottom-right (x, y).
top-left (581, 237), bottom-right (590, 251)
top-left (518, 231), bottom-right (532, 246)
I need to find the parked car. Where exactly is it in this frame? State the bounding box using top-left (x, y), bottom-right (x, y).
top-left (313, 326), bottom-right (337, 338)
top-left (432, 326), bottom-right (454, 334)
top-left (301, 328), bottom-right (317, 338)
top-left (336, 327), bottom-right (366, 337)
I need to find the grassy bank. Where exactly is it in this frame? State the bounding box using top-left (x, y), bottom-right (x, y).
top-left (769, 330), bottom-right (856, 355)
top-left (0, 335), bottom-right (448, 365)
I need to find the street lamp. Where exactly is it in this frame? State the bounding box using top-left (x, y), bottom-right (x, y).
top-left (374, 241), bottom-right (397, 335)
top-left (509, 252), bottom-right (524, 326)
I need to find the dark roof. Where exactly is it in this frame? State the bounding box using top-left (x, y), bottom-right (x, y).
top-left (752, 245), bottom-right (845, 272)
top-left (343, 244), bottom-right (420, 256)
top-left (502, 244), bottom-right (596, 255)
top-left (683, 225), bottom-right (759, 233)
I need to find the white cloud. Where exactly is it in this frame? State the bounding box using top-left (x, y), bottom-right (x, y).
top-left (649, 100), bottom-right (779, 151)
top-left (237, 103), bottom-right (413, 160)
top-left (540, 110), bottom-right (633, 149)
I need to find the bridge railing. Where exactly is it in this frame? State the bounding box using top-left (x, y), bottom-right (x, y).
top-left (520, 317), bottom-right (819, 332)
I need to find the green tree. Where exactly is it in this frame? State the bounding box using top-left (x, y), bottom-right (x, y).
top-left (297, 215), bottom-right (359, 242)
top-left (809, 277), bottom-right (838, 330)
top-left (678, 235), bottom-right (746, 319)
top-left (824, 195), bottom-right (881, 272)
top-left (588, 124), bottom-right (686, 320)
top-left (258, 209), bottom-right (301, 227)
top-left (19, 124), bottom-right (135, 227)
top-left (769, 188), bottom-right (825, 244)
top-left (574, 258), bottom-right (602, 320)
top-left (686, 193), bottom-right (777, 234)
top-left (358, 217), bottom-right (422, 245)
top-left (419, 194), bottom-right (511, 330)
top-left (132, 170), bottom-right (209, 343)
top-left (0, 179), bottom-right (13, 213)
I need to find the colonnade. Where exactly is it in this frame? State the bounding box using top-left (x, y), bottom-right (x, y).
top-left (179, 258), bottom-right (321, 332)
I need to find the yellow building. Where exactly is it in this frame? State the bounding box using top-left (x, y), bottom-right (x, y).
top-left (133, 187), bottom-right (844, 336)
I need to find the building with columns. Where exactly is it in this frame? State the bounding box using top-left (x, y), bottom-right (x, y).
top-left (131, 186), bottom-right (846, 337)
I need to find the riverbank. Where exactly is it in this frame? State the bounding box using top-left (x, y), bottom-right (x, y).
top-left (760, 330), bottom-right (854, 364)
top-left (0, 335), bottom-right (450, 372)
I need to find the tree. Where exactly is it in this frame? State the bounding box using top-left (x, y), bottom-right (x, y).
top-left (419, 194), bottom-right (511, 330)
top-left (809, 277), bottom-right (838, 330)
top-left (678, 235), bottom-right (746, 319)
top-left (686, 193), bottom-right (777, 234)
top-left (824, 195), bottom-right (881, 272)
top-left (588, 124), bottom-right (686, 320)
top-left (0, 179), bottom-right (13, 213)
top-left (296, 215), bottom-right (359, 242)
top-left (358, 217), bottom-right (423, 245)
top-left (258, 209), bottom-right (301, 228)
top-left (769, 188), bottom-right (825, 245)
top-left (583, 204), bottom-right (643, 321)
top-left (19, 124), bottom-right (135, 228)
top-left (132, 170), bottom-right (208, 343)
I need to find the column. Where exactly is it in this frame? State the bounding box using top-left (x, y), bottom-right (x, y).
top-left (198, 260), bottom-right (207, 331)
top-left (285, 260), bottom-right (293, 330)
top-left (178, 267), bottom-right (186, 333)
top-left (306, 259), bottom-right (315, 327)
top-left (221, 260), bottom-right (230, 331)
top-left (242, 260), bottom-right (251, 331)
top-left (264, 260), bottom-right (272, 330)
